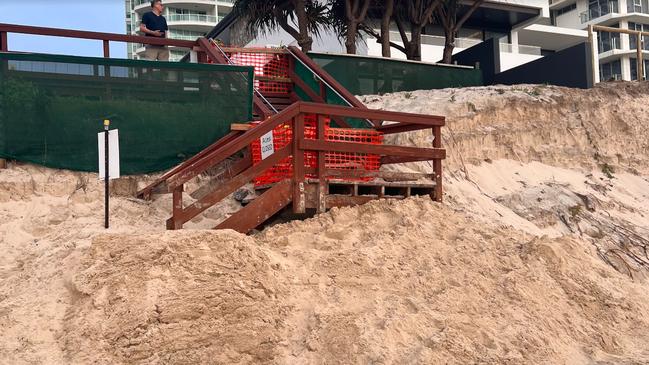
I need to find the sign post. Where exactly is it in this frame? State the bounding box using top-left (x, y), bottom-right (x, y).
top-left (98, 120), bottom-right (120, 229)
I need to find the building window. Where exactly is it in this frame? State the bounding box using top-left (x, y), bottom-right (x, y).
top-left (557, 3), bottom-right (577, 15)
top-left (582, 0), bottom-right (619, 23)
top-left (628, 22), bottom-right (649, 50)
top-left (629, 57), bottom-right (649, 79)
top-left (627, 0), bottom-right (649, 14)
top-left (598, 27), bottom-right (621, 53)
top-left (600, 59), bottom-right (622, 81)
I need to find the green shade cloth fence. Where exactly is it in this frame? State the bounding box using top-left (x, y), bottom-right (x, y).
top-left (0, 53), bottom-right (253, 174)
top-left (308, 52), bottom-right (483, 95)
top-left (293, 52), bottom-right (483, 128)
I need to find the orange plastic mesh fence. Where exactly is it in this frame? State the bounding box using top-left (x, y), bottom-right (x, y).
top-left (207, 45), bottom-right (291, 94)
top-left (250, 115), bottom-right (383, 187)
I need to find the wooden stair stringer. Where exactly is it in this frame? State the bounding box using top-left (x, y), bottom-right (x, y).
top-left (215, 179), bottom-right (293, 234)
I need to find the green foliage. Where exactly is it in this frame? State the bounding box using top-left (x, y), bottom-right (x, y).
top-left (233, 0), bottom-right (330, 44)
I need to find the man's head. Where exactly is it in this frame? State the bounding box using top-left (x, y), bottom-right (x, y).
top-left (150, 0), bottom-right (163, 14)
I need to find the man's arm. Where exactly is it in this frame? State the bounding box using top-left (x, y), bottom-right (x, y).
top-left (139, 23), bottom-right (162, 37)
top-left (139, 14), bottom-right (162, 37)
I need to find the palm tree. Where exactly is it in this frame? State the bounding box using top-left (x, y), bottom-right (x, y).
top-left (436, 0), bottom-right (485, 64)
top-left (233, 0), bottom-right (330, 52)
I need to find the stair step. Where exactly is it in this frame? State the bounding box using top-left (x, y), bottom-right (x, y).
top-left (215, 179), bottom-right (293, 233)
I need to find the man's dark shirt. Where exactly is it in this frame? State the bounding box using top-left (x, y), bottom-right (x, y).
top-left (141, 11), bottom-right (168, 37)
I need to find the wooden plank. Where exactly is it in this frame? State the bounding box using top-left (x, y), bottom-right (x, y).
top-left (231, 123), bottom-right (253, 131)
top-left (592, 25), bottom-right (649, 37)
top-left (136, 130), bottom-right (243, 199)
top-left (299, 103), bottom-right (445, 127)
top-left (189, 152), bottom-right (253, 200)
top-left (215, 179), bottom-right (292, 234)
top-left (168, 145), bottom-right (291, 227)
top-left (166, 103), bottom-right (300, 189)
top-left (316, 114), bottom-right (327, 213)
top-left (264, 97), bottom-right (293, 104)
top-left (103, 40), bottom-right (110, 58)
top-left (432, 126), bottom-right (443, 202)
top-left (0, 159), bottom-right (6, 169)
top-left (326, 195), bottom-right (397, 209)
top-left (323, 169), bottom-right (433, 181)
top-left (0, 31), bottom-right (7, 52)
top-left (256, 75), bottom-right (292, 83)
top-left (377, 123), bottom-right (441, 135)
top-left (167, 185), bottom-right (184, 230)
top-left (381, 155), bottom-right (444, 165)
top-left (221, 47), bottom-right (288, 54)
top-left (299, 139), bottom-right (446, 159)
top-left (292, 115), bottom-right (306, 213)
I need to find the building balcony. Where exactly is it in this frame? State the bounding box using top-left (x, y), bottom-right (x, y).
top-left (167, 14), bottom-right (218, 23)
top-left (580, 1), bottom-right (618, 23)
top-left (134, 0), bottom-right (222, 13)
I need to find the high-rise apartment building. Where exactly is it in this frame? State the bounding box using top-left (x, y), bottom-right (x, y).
top-left (125, 0), bottom-right (234, 61)
top-left (550, 0), bottom-right (649, 81)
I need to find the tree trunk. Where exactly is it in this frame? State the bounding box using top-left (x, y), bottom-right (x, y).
top-left (294, 0), bottom-right (313, 52)
top-left (346, 21), bottom-right (359, 54)
top-left (410, 25), bottom-right (422, 61)
top-left (381, 0), bottom-right (394, 57)
top-left (442, 30), bottom-right (455, 64)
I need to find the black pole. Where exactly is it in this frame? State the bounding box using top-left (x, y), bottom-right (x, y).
top-left (104, 119), bottom-right (110, 229)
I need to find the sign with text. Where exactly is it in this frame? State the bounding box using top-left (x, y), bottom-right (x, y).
top-left (260, 131), bottom-right (275, 160)
top-left (98, 129), bottom-right (120, 180)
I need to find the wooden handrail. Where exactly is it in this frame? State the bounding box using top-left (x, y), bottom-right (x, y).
top-left (0, 23), bottom-right (196, 49)
top-left (166, 102), bottom-right (301, 190)
top-left (298, 102), bottom-right (445, 127)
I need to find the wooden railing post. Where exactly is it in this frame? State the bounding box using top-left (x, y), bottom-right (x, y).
top-left (637, 33), bottom-right (644, 80)
top-left (292, 114), bottom-right (306, 213)
top-left (316, 114), bottom-right (327, 213)
top-left (0, 31), bottom-right (7, 52)
top-left (167, 184), bottom-right (184, 230)
top-left (432, 126), bottom-right (443, 202)
top-left (103, 40), bottom-right (110, 58)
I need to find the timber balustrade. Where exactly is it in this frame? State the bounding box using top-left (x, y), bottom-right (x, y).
top-left (161, 101), bottom-right (445, 231)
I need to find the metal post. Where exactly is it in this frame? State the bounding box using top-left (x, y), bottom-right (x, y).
top-left (104, 119), bottom-right (110, 229)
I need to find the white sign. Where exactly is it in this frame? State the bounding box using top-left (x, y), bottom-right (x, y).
top-left (260, 131), bottom-right (275, 160)
top-left (98, 129), bottom-right (120, 180)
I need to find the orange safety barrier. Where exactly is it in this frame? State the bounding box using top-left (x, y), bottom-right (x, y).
top-left (250, 115), bottom-right (383, 187)
top-left (207, 45), bottom-right (291, 94)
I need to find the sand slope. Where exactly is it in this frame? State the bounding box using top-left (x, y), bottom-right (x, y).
top-left (1, 83), bottom-right (649, 364)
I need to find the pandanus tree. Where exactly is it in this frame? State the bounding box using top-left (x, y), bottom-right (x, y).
top-left (436, 0), bottom-right (485, 63)
top-left (392, 0), bottom-right (442, 61)
top-left (233, 0), bottom-right (330, 52)
top-left (329, 0), bottom-right (372, 54)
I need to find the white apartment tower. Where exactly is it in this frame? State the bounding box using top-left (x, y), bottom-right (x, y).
top-left (550, 0), bottom-right (649, 80)
top-left (125, 0), bottom-right (234, 61)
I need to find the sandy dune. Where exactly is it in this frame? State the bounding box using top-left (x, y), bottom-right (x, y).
top-left (1, 83), bottom-right (649, 364)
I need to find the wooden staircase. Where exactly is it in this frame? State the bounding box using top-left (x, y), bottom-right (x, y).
top-left (136, 41), bottom-right (446, 234)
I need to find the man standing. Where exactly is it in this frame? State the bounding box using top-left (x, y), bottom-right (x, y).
top-left (140, 0), bottom-right (169, 61)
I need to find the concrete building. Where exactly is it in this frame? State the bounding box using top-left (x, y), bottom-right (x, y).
top-left (125, 0), bottom-right (234, 61)
top-left (208, 1), bottom-right (588, 73)
top-left (549, 0), bottom-right (649, 81)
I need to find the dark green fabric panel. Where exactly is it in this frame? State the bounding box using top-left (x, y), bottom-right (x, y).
top-left (308, 53), bottom-right (483, 95)
top-left (293, 59), bottom-right (370, 129)
top-left (0, 53), bottom-right (254, 174)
